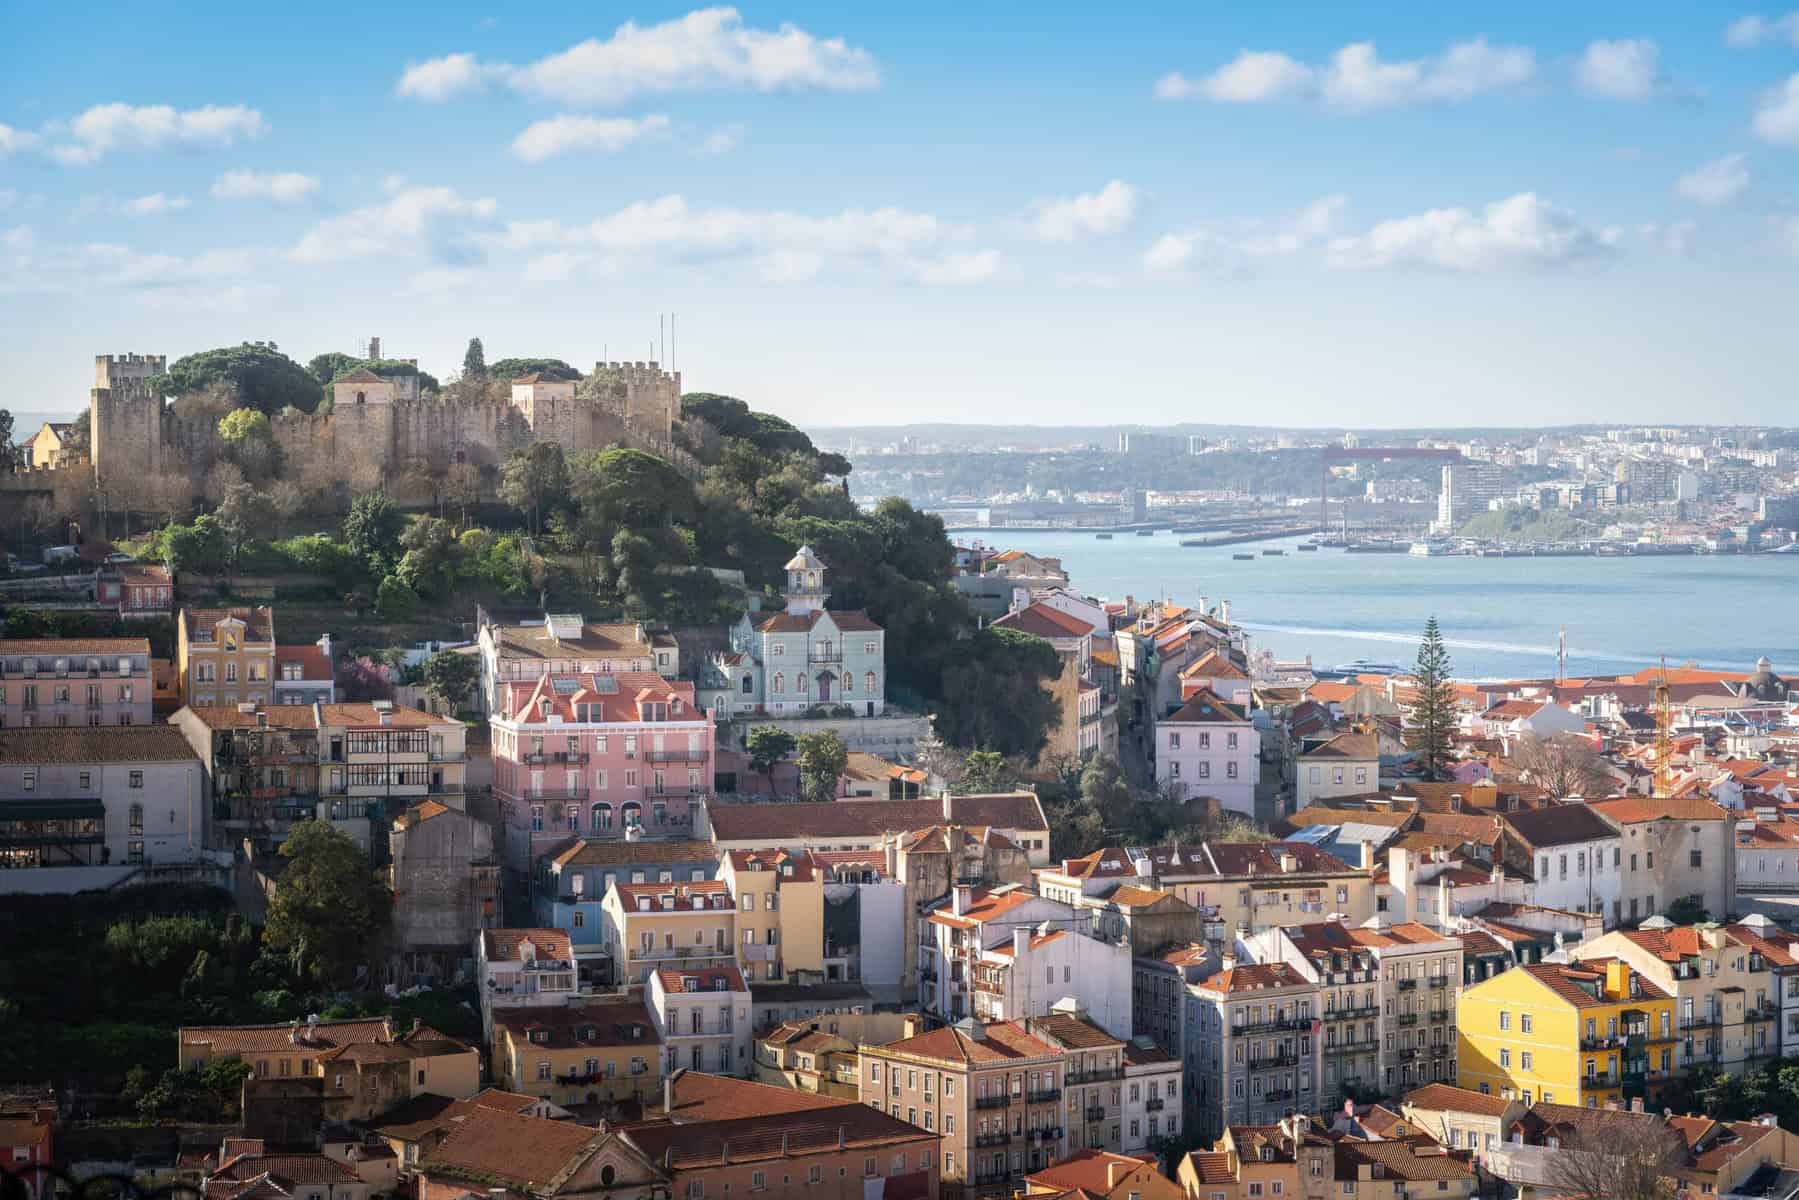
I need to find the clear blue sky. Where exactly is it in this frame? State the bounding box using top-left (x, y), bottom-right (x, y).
top-left (4, 2), bottom-right (1799, 428)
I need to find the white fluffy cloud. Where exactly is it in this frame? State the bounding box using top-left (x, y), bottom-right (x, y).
top-left (1574, 39), bottom-right (1663, 100)
top-left (122, 192), bottom-right (190, 217)
top-left (1327, 193), bottom-right (1606, 271)
top-left (398, 7), bottom-right (878, 105)
top-left (0, 224), bottom-right (255, 297)
top-left (1032, 180), bottom-right (1140, 241)
top-left (483, 192), bottom-right (992, 285)
top-left (0, 123), bottom-right (39, 155)
top-left (697, 123), bottom-right (745, 155)
top-left (510, 113), bottom-right (670, 162)
top-left (50, 103), bottom-right (266, 164)
top-left (1753, 74), bottom-right (1799, 144)
top-left (213, 169), bottom-right (321, 203)
top-left (1726, 13), bottom-right (1799, 47)
top-left (290, 183), bottom-right (498, 264)
top-left (1157, 38), bottom-right (1534, 111)
top-left (1675, 154), bottom-right (1750, 206)
top-left (1143, 195), bottom-right (1347, 272)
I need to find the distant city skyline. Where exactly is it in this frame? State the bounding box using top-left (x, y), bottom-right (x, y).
top-left (7, 3), bottom-right (1799, 427)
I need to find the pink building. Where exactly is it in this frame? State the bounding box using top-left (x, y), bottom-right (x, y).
top-left (0, 638), bottom-right (153, 728)
top-left (490, 671), bottom-right (714, 863)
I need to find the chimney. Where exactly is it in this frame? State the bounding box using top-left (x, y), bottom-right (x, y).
top-left (1220, 600), bottom-right (1231, 625)
top-left (1358, 840), bottom-right (1375, 871)
top-left (1013, 927), bottom-right (1030, 959)
top-left (953, 885), bottom-right (972, 917)
top-left (1630, 1097), bottom-right (1644, 1113)
top-left (381, 1015), bottom-right (394, 1041)
top-left (1604, 1100), bottom-right (1620, 1111)
top-left (1220, 952), bottom-right (1237, 972)
top-left (663, 1075), bottom-right (675, 1114)
top-left (1107, 1162), bottom-right (1126, 1189)
top-left (1198, 596), bottom-right (1209, 617)
top-left (943, 791), bottom-right (955, 820)
top-left (1279, 852), bottom-right (1296, 873)
top-left (1604, 960), bottom-right (1629, 1000)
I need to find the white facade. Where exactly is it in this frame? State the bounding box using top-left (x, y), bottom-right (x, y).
top-left (1120, 1050), bottom-right (1183, 1154)
top-left (646, 968), bottom-right (753, 1077)
top-left (1156, 693), bottom-right (1260, 817)
top-left (1527, 834), bottom-right (1622, 922)
top-left (918, 886), bottom-right (1079, 1023)
top-left (476, 930), bottom-right (578, 1043)
top-left (1296, 753), bottom-right (1379, 807)
top-left (971, 924), bottom-right (1134, 1038)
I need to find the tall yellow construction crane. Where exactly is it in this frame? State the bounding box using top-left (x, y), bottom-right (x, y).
top-left (1654, 656), bottom-right (1674, 798)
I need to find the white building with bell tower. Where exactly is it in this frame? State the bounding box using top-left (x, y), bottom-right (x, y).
top-left (698, 545), bottom-right (887, 720)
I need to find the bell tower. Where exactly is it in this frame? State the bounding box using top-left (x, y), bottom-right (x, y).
top-left (782, 546), bottom-right (830, 616)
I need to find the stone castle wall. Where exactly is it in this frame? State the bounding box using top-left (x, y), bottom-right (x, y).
top-left (87, 353), bottom-right (691, 501)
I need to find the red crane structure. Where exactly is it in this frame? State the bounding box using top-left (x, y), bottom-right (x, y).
top-left (1319, 446), bottom-right (1464, 533)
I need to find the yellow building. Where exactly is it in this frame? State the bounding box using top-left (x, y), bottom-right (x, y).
top-left (490, 1000), bottom-right (663, 1107)
top-left (26, 421), bottom-right (73, 468)
top-left (601, 878), bottom-right (739, 982)
top-left (717, 848), bottom-right (824, 985)
top-left (1458, 958), bottom-right (1677, 1110)
top-left (177, 607), bottom-right (277, 708)
top-left (754, 1021), bottom-right (861, 1098)
top-left (1571, 920), bottom-right (1783, 1078)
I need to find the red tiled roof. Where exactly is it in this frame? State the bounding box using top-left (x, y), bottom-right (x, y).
top-left (500, 669), bottom-right (699, 725)
top-left (1588, 796), bottom-right (1731, 823)
top-left (1196, 962), bottom-right (1312, 994)
top-left (706, 793), bottom-right (1048, 842)
top-left (1516, 961), bottom-right (1671, 1007)
top-left (1183, 1151), bottom-right (1236, 1184)
top-left (1304, 732), bottom-right (1378, 760)
top-left (0, 637), bottom-right (150, 655)
top-left (655, 966), bottom-right (747, 994)
top-left (492, 1000), bottom-right (659, 1049)
top-left (273, 644), bottom-right (331, 681)
top-left (929, 887), bottom-right (1038, 928)
top-left (181, 606), bottom-right (274, 643)
top-left (994, 602), bottom-right (1092, 640)
top-left (417, 1106), bottom-right (597, 1189)
top-left (1025, 1150), bottom-right (1157, 1195)
top-left (750, 609), bottom-right (883, 633)
top-left (317, 702), bottom-right (453, 729)
top-left (659, 1069), bottom-right (847, 1121)
top-left (1163, 687), bottom-right (1248, 724)
top-left (1403, 1082), bottom-right (1516, 1117)
top-left (614, 880), bottom-right (732, 912)
top-left (480, 928), bottom-right (573, 964)
top-left (876, 1020), bottom-right (1057, 1065)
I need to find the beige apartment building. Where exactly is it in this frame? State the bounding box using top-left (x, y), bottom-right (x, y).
top-left (859, 1019), bottom-right (1069, 1195)
top-left (1572, 919), bottom-right (1782, 1077)
top-left (317, 701), bottom-right (467, 826)
top-left (600, 878), bottom-right (738, 982)
top-left (0, 637), bottom-right (153, 728)
top-left (717, 848), bottom-right (826, 985)
top-left (177, 607), bottom-right (277, 708)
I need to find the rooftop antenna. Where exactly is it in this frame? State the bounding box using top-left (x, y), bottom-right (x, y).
top-left (660, 314), bottom-right (665, 365)
top-left (1654, 654), bottom-right (1674, 798)
top-left (1556, 627), bottom-right (1566, 684)
top-left (670, 312), bottom-right (676, 372)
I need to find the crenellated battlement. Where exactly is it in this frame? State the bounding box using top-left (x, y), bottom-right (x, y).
top-left (86, 346), bottom-right (687, 500)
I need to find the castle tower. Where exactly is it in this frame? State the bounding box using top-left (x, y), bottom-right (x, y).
top-left (330, 369), bottom-right (397, 474)
top-left (91, 353), bottom-right (168, 490)
top-left (783, 546), bottom-right (830, 616)
top-left (589, 360), bottom-right (681, 442)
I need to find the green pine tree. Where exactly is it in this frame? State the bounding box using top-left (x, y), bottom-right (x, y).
top-left (1405, 616), bottom-right (1457, 781)
top-left (462, 337), bottom-right (487, 379)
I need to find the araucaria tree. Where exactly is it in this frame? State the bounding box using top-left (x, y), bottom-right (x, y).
top-left (1406, 616), bottom-right (1457, 781)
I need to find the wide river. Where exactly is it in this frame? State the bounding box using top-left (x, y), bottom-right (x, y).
top-left (966, 530), bottom-right (1799, 681)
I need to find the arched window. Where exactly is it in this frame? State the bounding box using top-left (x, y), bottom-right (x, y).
top-left (865, 671), bottom-right (877, 694)
top-left (773, 673), bottom-right (784, 694)
top-left (591, 803), bottom-right (612, 831)
top-left (797, 673), bottom-right (809, 695)
top-left (841, 672), bottom-right (854, 694)
top-left (355, 391), bottom-right (366, 405)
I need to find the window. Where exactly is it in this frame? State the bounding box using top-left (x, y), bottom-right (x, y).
top-left (1521, 1014), bottom-right (1532, 1034)
top-left (1499, 1049), bottom-right (1511, 1068)
top-left (1521, 1051), bottom-right (1533, 1070)
top-left (129, 770), bottom-right (144, 788)
top-left (1499, 1011), bottom-right (1511, 1031)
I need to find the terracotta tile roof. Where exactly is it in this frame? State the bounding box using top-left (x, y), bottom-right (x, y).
top-left (1283, 804), bottom-right (1413, 830)
top-left (1122, 1039), bottom-right (1175, 1066)
top-left (994, 602), bottom-right (1092, 640)
top-left (654, 966), bottom-right (747, 994)
top-left (876, 1020), bottom-right (1057, 1065)
top-left (499, 669), bottom-right (698, 725)
top-left (1163, 687), bottom-right (1248, 724)
top-left (1403, 1082), bottom-right (1515, 1117)
top-left (481, 928), bottom-right (573, 964)
top-left (750, 608), bottom-right (883, 633)
top-left (317, 702), bottom-right (454, 729)
top-left (726, 847), bottom-right (815, 879)
top-left (393, 799), bottom-right (450, 828)
top-left (1502, 803), bottom-right (1619, 848)
top-left (0, 725), bottom-right (198, 765)
top-left (1588, 796), bottom-right (1732, 823)
top-left (493, 1000), bottom-right (659, 1049)
top-left (1195, 962), bottom-right (1312, 995)
top-left (0, 1117), bottom-right (50, 1149)
top-left (491, 620), bottom-right (652, 662)
top-left (0, 637), bottom-right (151, 656)
top-left (1180, 649), bottom-right (1248, 679)
top-left (989, 929), bottom-right (1066, 955)
top-left (1182, 1151), bottom-right (1236, 1184)
top-left (928, 886), bottom-right (1038, 928)
top-left (706, 793), bottom-right (1048, 842)
top-left (273, 644), bottom-right (332, 681)
top-left (842, 751), bottom-right (928, 785)
top-left (1104, 884), bottom-right (1172, 908)
top-left (1029, 1013), bottom-right (1123, 1050)
top-left (659, 1069), bottom-right (845, 1121)
top-left (1722, 922), bottom-right (1799, 968)
top-left (1304, 732), bottom-right (1379, 761)
top-left (1334, 1138), bottom-right (1472, 1183)
top-left (1516, 961), bottom-right (1670, 1007)
top-left (613, 879), bottom-right (733, 912)
top-left (626, 1099), bottom-right (931, 1168)
top-left (210, 1153), bottom-right (359, 1186)
top-left (182, 606), bottom-right (274, 643)
top-left (1025, 1149), bottom-right (1157, 1195)
top-left (551, 838), bottom-right (718, 868)
top-left (418, 1106), bottom-right (597, 1190)
top-left (180, 704), bottom-right (319, 730)
top-left (1203, 841), bottom-right (1355, 876)
top-left (1617, 926), bottom-right (1706, 962)
top-left (899, 824), bottom-right (1021, 855)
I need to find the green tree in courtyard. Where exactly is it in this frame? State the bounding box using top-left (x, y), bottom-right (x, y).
top-left (263, 820), bottom-right (391, 986)
top-left (343, 491), bottom-right (404, 576)
top-left (1405, 616), bottom-right (1456, 782)
top-left (422, 650), bottom-right (479, 713)
top-left (795, 729), bottom-right (849, 803)
top-left (958, 750), bottom-right (1013, 795)
top-left (745, 726), bottom-right (797, 794)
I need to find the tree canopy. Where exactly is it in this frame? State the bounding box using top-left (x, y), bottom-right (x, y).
top-left (489, 357), bottom-right (580, 382)
top-left (262, 820), bottom-right (391, 987)
top-left (795, 730), bottom-right (849, 803)
top-left (934, 626), bottom-right (1064, 758)
top-left (157, 342), bottom-right (324, 415)
top-left (421, 650), bottom-right (479, 712)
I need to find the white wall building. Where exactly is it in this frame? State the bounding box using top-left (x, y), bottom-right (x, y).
top-left (476, 928), bottom-right (578, 1043)
top-left (971, 922), bottom-right (1134, 1038)
top-left (1120, 1039), bottom-right (1183, 1154)
top-left (646, 964), bottom-right (753, 1077)
top-left (1505, 805), bottom-right (1623, 925)
top-left (918, 884), bottom-right (1082, 1022)
top-left (1296, 732), bottom-right (1380, 807)
top-left (1155, 688), bottom-right (1259, 816)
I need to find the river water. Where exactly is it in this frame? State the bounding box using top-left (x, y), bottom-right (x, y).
top-left (965, 530), bottom-right (1799, 681)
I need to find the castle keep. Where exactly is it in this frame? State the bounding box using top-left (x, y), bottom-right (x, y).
top-left (88, 353), bottom-right (686, 497)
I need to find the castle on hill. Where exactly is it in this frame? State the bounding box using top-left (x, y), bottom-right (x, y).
top-left (86, 350), bottom-right (687, 500)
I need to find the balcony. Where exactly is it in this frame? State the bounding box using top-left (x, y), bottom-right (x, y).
top-left (974, 1133), bottom-right (1010, 1148)
top-left (1249, 1052), bottom-right (1300, 1071)
top-left (1396, 979), bottom-right (1418, 992)
top-left (1034, 1126), bottom-right (1063, 1141)
top-left (1026, 1088), bottom-right (1061, 1104)
top-left (741, 943), bottom-right (778, 962)
top-left (1747, 1004), bottom-right (1780, 1022)
top-left (555, 1070), bottom-right (602, 1085)
top-left (1261, 1088), bottom-right (1295, 1104)
top-left (1429, 975), bottom-right (1450, 989)
top-left (648, 748), bottom-right (709, 763)
top-left (1085, 1106), bottom-right (1107, 1122)
top-left (1331, 1004), bottom-right (1380, 1020)
top-left (1680, 1015), bottom-right (1721, 1031)
top-left (972, 1173), bottom-right (1012, 1188)
top-left (429, 750), bottom-right (467, 762)
top-left (1580, 1034), bottom-right (1627, 1052)
top-left (808, 648), bottom-right (844, 664)
top-left (1145, 1098), bottom-right (1164, 1112)
top-left (1325, 1040), bottom-right (1376, 1056)
top-left (634, 945), bottom-right (733, 962)
top-left (1428, 1010), bottom-right (1452, 1023)
top-left (1394, 1013), bottom-right (1419, 1026)
top-left (1232, 1016), bottom-right (1310, 1036)
top-left (1064, 1066), bottom-right (1124, 1085)
top-left (511, 785), bottom-right (591, 802)
top-left (975, 1094), bottom-right (1010, 1110)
